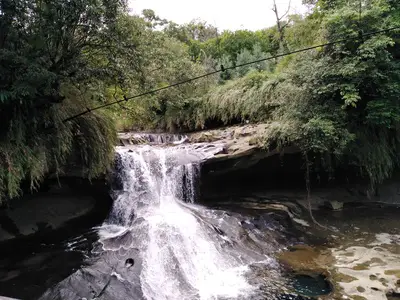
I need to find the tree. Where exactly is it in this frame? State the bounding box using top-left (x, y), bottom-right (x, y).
top-left (164, 19), bottom-right (218, 43)
top-left (142, 9), bottom-right (168, 28)
top-left (0, 0), bottom-right (134, 202)
top-left (252, 43), bottom-right (271, 72)
top-left (235, 49), bottom-right (254, 77)
top-left (156, 0), bottom-right (400, 191)
top-left (272, 0), bottom-right (291, 49)
top-left (107, 15), bottom-right (215, 132)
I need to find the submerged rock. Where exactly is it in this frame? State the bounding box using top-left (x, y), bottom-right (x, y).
top-left (277, 245), bottom-right (334, 276)
top-left (332, 238), bottom-right (400, 299)
top-left (290, 273), bottom-right (332, 297)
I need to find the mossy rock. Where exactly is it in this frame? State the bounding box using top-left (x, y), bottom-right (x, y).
top-left (195, 132), bottom-right (218, 143)
top-left (248, 136), bottom-right (260, 146)
top-left (352, 263), bottom-right (370, 271)
top-left (370, 257), bottom-right (385, 264)
top-left (334, 273), bottom-right (358, 283)
top-left (379, 278), bottom-right (389, 284)
top-left (384, 270), bottom-right (400, 278)
top-left (356, 286), bottom-right (366, 293)
top-left (351, 295), bottom-right (367, 300)
top-left (277, 245), bottom-right (333, 276)
top-left (352, 258), bottom-right (385, 271)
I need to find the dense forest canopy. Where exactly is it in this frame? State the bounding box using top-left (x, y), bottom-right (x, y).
top-left (0, 0), bottom-right (399, 203)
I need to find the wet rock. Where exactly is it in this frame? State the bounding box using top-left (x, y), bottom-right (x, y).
top-left (277, 245), bottom-right (333, 276)
top-left (125, 258), bottom-right (134, 268)
top-left (334, 273), bottom-right (358, 283)
top-left (350, 296), bottom-right (367, 300)
top-left (39, 252), bottom-right (143, 300)
top-left (211, 225), bottom-right (225, 236)
top-left (323, 200), bottom-right (344, 211)
top-left (385, 270), bottom-right (400, 277)
top-left (194, 132), bottom-right (218, 143)
top-left (357, 286), bottom-right (366, 292)
top-left (0, 179), bottom-right (112, 242)
top-left (240, 220), bottom-right (256, 230)
top-left (118, 133), bottom-right (187, 146)
top-left (333, 243), bottom-right (400, 300)
top-left (387, 290), bottom-right (400, 299)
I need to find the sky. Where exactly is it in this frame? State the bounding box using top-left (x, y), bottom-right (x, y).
top-left (128, 0), bottom-right (309, 31)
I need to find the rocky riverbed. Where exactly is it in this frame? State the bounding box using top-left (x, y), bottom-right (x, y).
top-left (0, 125), bottom-right (399, 300)
top-left (209, 194), bottom-right (400, 300)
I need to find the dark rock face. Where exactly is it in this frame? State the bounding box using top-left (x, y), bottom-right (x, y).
top-left (0, 177), bottom-right (113, 242)
top-left (199, 151), bottom-right (306, 200)
top-left (38, 249), bottom-right (144, 300)
top-left (0, 178), bottom-right (113, 299)
top-left (387, 290), bottom-right (400, 299)
top-left (118, 133), bottom-right (187, 146)
top-left (116, 126), bottom-right (400, 207)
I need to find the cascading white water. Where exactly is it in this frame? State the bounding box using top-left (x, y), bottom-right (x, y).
top-left (37, 139), bottom-right (286, 300)
top-left (104, 145), bottom-right (258, 300)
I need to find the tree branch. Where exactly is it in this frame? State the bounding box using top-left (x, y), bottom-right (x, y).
top-left (278, 0), bottom-right (292, 21)
top-left (281, 22), bottom-right (290, 30)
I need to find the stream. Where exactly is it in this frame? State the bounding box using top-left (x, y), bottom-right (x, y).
top-left (0, 141), bottom-right (399, 300)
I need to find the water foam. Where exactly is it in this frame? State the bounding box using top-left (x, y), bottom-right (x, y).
top-left (103, 145), bottom-right (255, 300)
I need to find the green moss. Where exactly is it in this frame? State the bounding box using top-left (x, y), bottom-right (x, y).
top-left (248, 136), bottom-right (261, 146)
top-left (379, 278), bottom-right (389, 284)
top-left (384, 270), bottom-right (400, 278)
top-left (356, 286), bottom-right (365, 293)
top-left (369, 275), bottom-right (378, 280)
top-left (353, 263), bottom-right (370, 271)
top-left (370, 258), bottom-right (385, 264)
top-left (351, 296), bottom-right (367, 300)
top-left (334, 273), bottom-right (358, 283)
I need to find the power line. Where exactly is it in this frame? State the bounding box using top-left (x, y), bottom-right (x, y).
top-left (62, 26), bottom-right (400, 124)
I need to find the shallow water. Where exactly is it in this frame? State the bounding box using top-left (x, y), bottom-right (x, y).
top-left (1, 200), bottom-right (399, 299)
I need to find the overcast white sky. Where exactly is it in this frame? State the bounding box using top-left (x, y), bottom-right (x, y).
top-left (128, 0), bottom-right (308, 31)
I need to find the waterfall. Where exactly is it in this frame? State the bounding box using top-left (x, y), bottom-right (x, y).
top-left (104, 145), bottom-right (255, 300)
top-left (39, 141), bottom-right (284, 300)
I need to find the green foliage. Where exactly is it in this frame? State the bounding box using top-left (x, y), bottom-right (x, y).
top-left (198, 72), bottom-right (280, 125)
top-left (167, 26), bottom-right (280, 65)
top-left (164, 19), bottom-right (219, 43)
top-left (218, 54), bottom-right (235, 81)
top-left (2, 0), bottom-right (400, 203)
top-left (151, 0), bottom-right (400, 190)
top-left (235, 49), bottom-right (255, 77)
top-left (105, 17), bottom-right (215, 132)
top-left (0, 0), bottom-right (130, 203)
top-left (234, 44), bottom-right (272, 78)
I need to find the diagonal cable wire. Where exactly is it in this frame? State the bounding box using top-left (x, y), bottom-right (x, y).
top-left (62, 26), bottom-right (400, 124)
